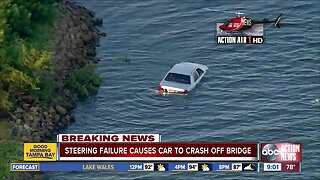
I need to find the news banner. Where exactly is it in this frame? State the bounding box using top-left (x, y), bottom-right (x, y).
top-left (11, 134), bottom-right (302, 172)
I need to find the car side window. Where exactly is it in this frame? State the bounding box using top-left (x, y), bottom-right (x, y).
top-left (196, 68), bottom-right (204, 76)
top-left (193, 71), bottom-right (200, 82)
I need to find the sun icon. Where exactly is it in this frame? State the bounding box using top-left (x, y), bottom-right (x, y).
top-left (158, 164), bottom-right (164, 169)
top-left (202, 164), bottom-right (208, 169)
top-left (202, 164), bottom-right (210, 171)
top-left (157, 164), bottom-right (166, 171)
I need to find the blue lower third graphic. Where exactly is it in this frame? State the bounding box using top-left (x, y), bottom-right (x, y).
top-left (212, 163), bottom-right (232, 171)
top-left (11, 163), bottom-right (40, 171)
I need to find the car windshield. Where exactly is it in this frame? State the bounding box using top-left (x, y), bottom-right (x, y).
top-left (165, 73), bottom-right (191, 84)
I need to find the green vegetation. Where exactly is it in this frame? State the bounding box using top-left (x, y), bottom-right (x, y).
top-left (0, 0), bottom-right (101, 178)
top-left (0, 118), bottom-right (23, 179)
top-left (0, 118), bottom-right (14, 140)
top-left (0, 140), bottom-right (24, 179)
top-left (0, 0), bottom-right (100, 110)
top-left (0, 1), bottom-right (60, 178)
top-left (0, 0), bottom-right (60, 110)
top-left (65, 63), bottom-right (101, 99)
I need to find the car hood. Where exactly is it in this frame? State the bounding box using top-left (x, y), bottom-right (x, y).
top-left (160, 80), bottom-right (191, 90)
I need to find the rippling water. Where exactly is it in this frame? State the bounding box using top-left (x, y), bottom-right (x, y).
top-left (49, 0), bottom-right (320, 179)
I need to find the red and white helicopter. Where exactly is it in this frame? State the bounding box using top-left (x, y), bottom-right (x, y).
top-left (219, 12), bottom-right (282, 32)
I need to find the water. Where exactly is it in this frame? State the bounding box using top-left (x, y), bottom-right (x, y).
top-left (49, 0), bottom-right (320, 179)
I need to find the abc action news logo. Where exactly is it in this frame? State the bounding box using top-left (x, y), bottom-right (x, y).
top-left (261, 143), bottom-right (302, 163)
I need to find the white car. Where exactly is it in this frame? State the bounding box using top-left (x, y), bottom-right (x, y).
top-left (158, 62), bottom-right (208, 94)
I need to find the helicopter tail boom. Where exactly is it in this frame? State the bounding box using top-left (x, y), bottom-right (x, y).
top-left (254, 13), bottom-right (282, 28)
top-left (273, 13), bottom-right (282, 28)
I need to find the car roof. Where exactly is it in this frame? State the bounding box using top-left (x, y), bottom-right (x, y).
top-left (169, 62), bottom-right (204, 75)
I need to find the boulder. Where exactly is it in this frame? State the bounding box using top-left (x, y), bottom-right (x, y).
top-left (48, 106), bottom-right (56, 114)
top-left (33, 117), bottom-right (41, 124)
top-left (33, 135), bottom-right (42, 142)
top-left (54, 114), bottom-right (60, 121)
top-left (22, 103), bottom-right (31, 110)
top-left (55, 105), bottom-right (67, 115)
top-left (23, 124), bottom-right (31, 130)
top-left (30, 107), bottom-right (39, 116)
top-left (22, 136), bottom-right (32, 142)
top-left (58, 122), bottom-right (65, 128)
top-left (15, 107), bottom-right (24, 113)
top-left (15, 113), bottom-right (23, 119)
top-left (80, 24), bottom-right (89, 31)
top-left (16, 119), bottom-right (22, 125)
top-left (23, 115), bottom-right (33, 122)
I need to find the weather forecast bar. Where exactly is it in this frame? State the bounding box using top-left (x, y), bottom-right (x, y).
top-left (58, 143), bottom-right (258, 161)
top-left (10, 162), bottom-right (260, 172)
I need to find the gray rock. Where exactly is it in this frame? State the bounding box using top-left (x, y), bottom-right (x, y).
top-left (23, 115), bottom-right (33, 122)
top-left (81, 33), bottom-right (92, 43)
top-left (48, 106), bottom-right (56, 114)
top-left (58, 122), bottom-right (65, 128)
top-left (16, 119), bottom-right (22, 125)
top-left (22, 136), bottom-right (32, 142)
top-left (54, 114), bottom-right (60, 121)
top-left (64, 115), bottom-right (71, 122)
top-left (15, 107), bottom-right (24, 113)
top-left (30, 106), bottom-right (37, 112)
top-left (63, 89), bottom-right (71, 97)
top-left (31, 110), bottom-right (39, 116)
top-left (23, 124), bottom-right (31, 130)
top-left (17, 125), bottom-right (24, 135)
top-left (43, 111), bottom-right (49, 116)
top-left (22, 103), bottom-right (31, 110)
top-left (33, 135), bottom-right (42, 142)
top-left (80, 24), bottom-right (89, 31)
top-left (15, 113), bottom-right (23, 119)
top-left (30, 107), bottom-right (39, 116)
top-left (56, 105), bottom-right (67, 115)
top-left (33, 117), bottom-right (41, 124)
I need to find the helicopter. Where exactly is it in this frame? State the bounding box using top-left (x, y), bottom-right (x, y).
top-left (219, 12), bottom-right (282, 32)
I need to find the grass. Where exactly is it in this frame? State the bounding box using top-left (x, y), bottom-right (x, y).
top-left (0, 119), bottom-right (14, 140)
top-left (0, 119), bottom-right (23, 179)
top-left (0, 140), bottom-right (24, 179)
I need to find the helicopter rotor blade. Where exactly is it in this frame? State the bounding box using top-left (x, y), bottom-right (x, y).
top-left (202, 8), bottom-right (231, 13)
top-left (203, 8), bottom-right (246, 16)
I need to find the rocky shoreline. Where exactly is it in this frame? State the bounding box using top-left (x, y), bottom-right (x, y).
top-left (9, 0), bottom-right (105, 143)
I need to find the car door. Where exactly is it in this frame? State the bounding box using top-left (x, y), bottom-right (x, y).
top-left (196, 68), bottom-right (204, 81)
top-left (192, 70), bottom-right (200, 89)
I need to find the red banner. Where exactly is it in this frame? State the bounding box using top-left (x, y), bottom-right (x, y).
top-left (58, 143), bottom-right (257, 161)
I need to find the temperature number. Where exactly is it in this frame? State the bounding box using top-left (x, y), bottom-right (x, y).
top-left (286, 164), bottom-right (296, 170)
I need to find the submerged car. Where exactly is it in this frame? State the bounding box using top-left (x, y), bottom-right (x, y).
top-left (158, 62), bottom-right (208, 94)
